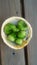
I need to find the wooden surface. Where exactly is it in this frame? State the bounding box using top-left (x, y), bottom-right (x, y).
top-left (0, 0), bottom-right (25, 65)
top-left (1, 0), bottom-right (37, 65)
top-left (24, 0), bottom-right (37, 65)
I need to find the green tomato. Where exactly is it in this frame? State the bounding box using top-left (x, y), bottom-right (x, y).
top-left (18, 31), bottom-right (26, 39)
top-left (17, 20), bottom-right (28, 31)
top-left (18, 20), bottom-right (27, 27)
top-left (7, 33), bottom-right (16, 42)
top-left (4, 23), bottom-right (19, 35)
top-left (18, 24), bottom-right (28, 31)
top-left (4, 23), bottom-right (13, 35)
top-left (10, 24), bottom-right (19, 32)
top-left (18, 20), bottom-right (25, 25)
top-left (21, 20), bottom-right (27, 27)
top-left (15, 39), bottom-right (22, 45)
top-left (11, 25), bottom-right (17, 32)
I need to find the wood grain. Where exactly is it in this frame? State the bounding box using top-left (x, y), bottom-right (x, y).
top-left (0, 0), bottom-right (25, 65)
top-left (24, 0), bottom-right (37, 65)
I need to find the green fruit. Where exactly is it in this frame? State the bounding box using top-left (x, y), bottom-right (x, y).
top-left (18, 24), bottom-right (28, 31)
top-left (19, 20), bottom-right (27, 27)
top-left (18, 20), bottom-right (24, 25)
top-left (4, 23), bottom-right (19, 35)
top-left (10, 24), bottom-right (19, 32)
top-left (18, 31), bottom-right (26, 39)
top-left (11, 24), bottom-right (17, 32)
top-left (4, 23), bottom-right (13, 35)
top-left (17, 20), bottom-right (28, 30)
top-left (7, 33), bottom-right (16, 42)
top-left (15, 39), bottom-right (22, 45)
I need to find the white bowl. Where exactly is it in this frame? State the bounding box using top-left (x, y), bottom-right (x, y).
top-left (1, 16), bottom-right (32, 50)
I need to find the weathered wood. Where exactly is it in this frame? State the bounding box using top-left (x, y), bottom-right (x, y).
top-left (1, 43), bottom-right (25, 65)
top-left (24, 0), bottom-right (37, 65)
top-left (0, 0), bottom-right (25, 65)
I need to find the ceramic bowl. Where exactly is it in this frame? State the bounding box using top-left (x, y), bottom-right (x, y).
top-left (1, 17), bottom-right (32, 50)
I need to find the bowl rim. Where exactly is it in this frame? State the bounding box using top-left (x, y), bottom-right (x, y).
top-left (1, 16), bottom-right (32, 50)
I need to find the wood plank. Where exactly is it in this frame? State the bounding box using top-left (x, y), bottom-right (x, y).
top-left (1, 43), bottom-right (25, 65)
top-left (0, 0), bottom-right (25, 65)
top-left (24, 0), bottom-right (37, 65)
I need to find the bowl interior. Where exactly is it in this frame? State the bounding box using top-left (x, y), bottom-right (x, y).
top-left (1, 17), bottom-right (32, 50)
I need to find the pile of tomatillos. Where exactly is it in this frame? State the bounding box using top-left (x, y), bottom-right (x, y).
top-left (4, 20), bottom-right (29, 45)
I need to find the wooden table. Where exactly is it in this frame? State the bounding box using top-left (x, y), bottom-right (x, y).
top-left (0, 0), bottom-right (25, 65)
top-left (0, 0), bottom-right (37, 65)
